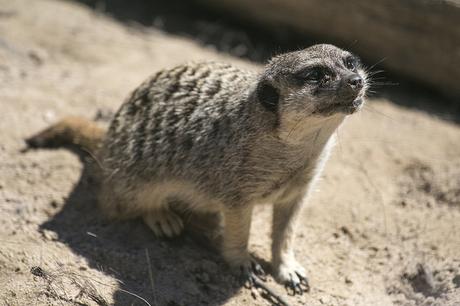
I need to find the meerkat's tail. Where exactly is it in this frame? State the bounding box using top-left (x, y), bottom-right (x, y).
top-left (25, 116), bottom-right (106, 154)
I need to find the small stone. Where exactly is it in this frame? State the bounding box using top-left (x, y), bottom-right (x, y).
top-left (340, 226), bottom-right (353, 239)
top-left (50, 200), bottom-right (58, 208)
top-left (453, 275), bottom-right (460, 288)
top-left (43, 110), bottom-right (56, 123)
top-left (28, 50), bottom-right (43, 65)
top-left (319, 296), bottom-right (332, 304)
top-left (42, 229), bottom-right (58, 241)
top-left (369, 246), bottom-right (379, 252)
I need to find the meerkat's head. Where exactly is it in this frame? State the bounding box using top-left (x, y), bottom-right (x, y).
top-left (256, 44), bottom-right (367, 119)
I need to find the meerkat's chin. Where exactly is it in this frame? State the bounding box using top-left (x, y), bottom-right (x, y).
top-left (347, 97), bottom-right (365, 114)
top-left (312, 97), bottom-right (364, 117)
top-left (339, 99), bottom-right (363, 115)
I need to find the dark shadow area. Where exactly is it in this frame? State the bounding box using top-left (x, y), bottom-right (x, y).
top-left (74, 0), bottom-right (460, 124)
top-left (39, 152), bottom-right (244, 306)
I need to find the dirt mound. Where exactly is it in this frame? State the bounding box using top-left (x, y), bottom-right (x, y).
top-left (400, 161), bottom-right (460, 208)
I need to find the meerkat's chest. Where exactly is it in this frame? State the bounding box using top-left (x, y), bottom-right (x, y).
top-left (251, 134), bottom-right (337, 205)
top-left (256, 168), bottom-right (314, 205)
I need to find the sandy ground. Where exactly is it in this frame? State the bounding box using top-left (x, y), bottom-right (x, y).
top-left (1, 0), bottom-right (459, 305)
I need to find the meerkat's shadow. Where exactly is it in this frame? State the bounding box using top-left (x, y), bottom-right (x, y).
top-left (39, 150), bottom-right (247, 306)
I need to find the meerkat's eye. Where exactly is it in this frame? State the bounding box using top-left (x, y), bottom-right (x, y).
top-left (294, 67), bottom-right (326, 85)
top-left (307, 69), bottom-right (323, 81)
top-left (344, 56), bottom-right (359, 71)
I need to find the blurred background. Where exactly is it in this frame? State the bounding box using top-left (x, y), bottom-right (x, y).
top-left (1, 1), bottom-right (459, 306)
top-left (74, 0), bottom-right (460, 120)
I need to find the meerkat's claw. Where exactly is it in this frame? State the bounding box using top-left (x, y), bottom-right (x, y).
top-left (243, 272), bottom-right (257, 289)
top-left (143, 209), bottom-right (184, 238)
top-left (252, 261), bottom-right (267, 280)
top-left (298, 272), bottom-right (309, 287)
top-left (284, 272), bottom-right (309, 295)
top-left (237, 259), bottom-right (266, 287)
top-left (276, 259), bottom-right (310, 295)
top-left (237, 260), bottom-right (291, 306)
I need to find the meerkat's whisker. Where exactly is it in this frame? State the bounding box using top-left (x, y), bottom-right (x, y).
top-left (366, 57), bottom-right (387, 71)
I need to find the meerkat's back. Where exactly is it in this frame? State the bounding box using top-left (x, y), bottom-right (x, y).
top-left (101, 62), bottom-right (256, 178)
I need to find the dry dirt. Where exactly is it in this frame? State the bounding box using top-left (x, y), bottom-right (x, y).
top-left (1, 1), bottom-right (459, 305)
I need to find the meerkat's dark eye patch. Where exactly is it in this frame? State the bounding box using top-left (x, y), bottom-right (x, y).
top-left (257, 81), bottom-right (279, 113)
top-left (293, 66), bottom-right (331, 85)
top-left (344, 55), bottom-right (360, 71)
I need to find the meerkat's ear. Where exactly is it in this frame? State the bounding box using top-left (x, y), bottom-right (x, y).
top-left (256, 80), bottom-right (279, 113)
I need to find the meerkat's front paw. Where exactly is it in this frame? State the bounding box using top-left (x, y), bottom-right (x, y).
top-left (143, 209), bottom-right (184, 238)
top-left (238, 259), bottom-right (266, 287)
top-left (224, 254), bottom-right (266, 287)
top-left (275, 258), bottom-right (309, 295)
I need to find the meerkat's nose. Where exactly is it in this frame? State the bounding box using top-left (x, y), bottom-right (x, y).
top-left (346, 74), bottom-right (364, 90)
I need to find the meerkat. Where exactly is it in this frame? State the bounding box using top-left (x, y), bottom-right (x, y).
top-left (27, 44), bottom-right (367, 294)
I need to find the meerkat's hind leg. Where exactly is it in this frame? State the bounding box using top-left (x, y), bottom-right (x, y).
top-left (143, 208), bottom-right (184, 238)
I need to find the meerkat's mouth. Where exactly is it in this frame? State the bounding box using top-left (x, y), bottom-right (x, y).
top-left (314, 98), bottom-right (364, 116)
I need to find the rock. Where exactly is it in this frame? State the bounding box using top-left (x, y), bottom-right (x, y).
top-left (453, 275), bottom-right (460, 288)
top-left (42, 229), bottom-right (58, 241)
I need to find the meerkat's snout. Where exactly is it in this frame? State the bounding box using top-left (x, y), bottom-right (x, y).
top-left (345, 74), bottom-right (364, 91)
top-left (343, 73), bottom-right (366, 113)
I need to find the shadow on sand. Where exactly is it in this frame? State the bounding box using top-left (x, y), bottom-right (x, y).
top-left (39, 150), bottom-right (246, 305)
